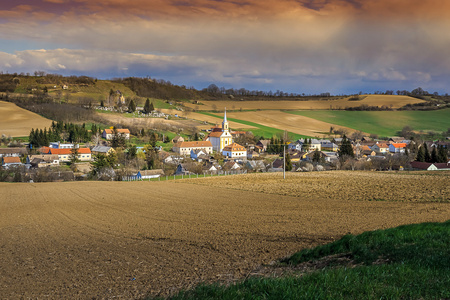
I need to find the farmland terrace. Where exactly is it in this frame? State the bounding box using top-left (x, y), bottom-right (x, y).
top-left (0, 171), bottom-right (449, 298)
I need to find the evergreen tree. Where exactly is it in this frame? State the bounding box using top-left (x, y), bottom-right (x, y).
top-left (431, 147), bottom-right (438, 163)
top-left (38, 129), bottom-right (45, 147)
top-left (338, 135), bottom-right (354, 158)
top-left (70, 145), bottom-right (79, 165)
top-left (43, 128), bottom-right (49, 146)
top-left (143, 98), bottom-right (151, 114)
top-left (100, 100), bottom-right (104, 107)
top-left (194, 132), bottom-right (199, 141)
top-left (128, 99), bottom-right (136, 113)
top-left (424, 143), bottom-right (431, 162)
top-left (127, 145), bottom-right (137, 159)
top-left (416, 145), bottom-right (425, 162)
top-left (285, 153), bottom-right (293, 171)
top-left (90, 154), bottom-right (109, 176)
top-left (437, 145), bottom-right (448, 163)
top-left (312, 148), bottom-right (322, 162)
top-left (29, 128), bottom-right (36, 149)
top-left (149, 102), bottom-right (155, 112)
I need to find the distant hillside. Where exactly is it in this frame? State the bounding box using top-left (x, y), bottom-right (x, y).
top-left (1, 73), bottom-right (449, 110)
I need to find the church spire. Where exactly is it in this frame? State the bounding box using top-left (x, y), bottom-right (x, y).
top-left (222, 107), bottom-right (229, 132)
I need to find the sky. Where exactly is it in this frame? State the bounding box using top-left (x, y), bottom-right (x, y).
top-left (1, 0), bottom-right (450, 94)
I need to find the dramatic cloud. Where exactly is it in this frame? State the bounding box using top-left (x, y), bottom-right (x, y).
top-left (1, 0), bottom-right (450, 93)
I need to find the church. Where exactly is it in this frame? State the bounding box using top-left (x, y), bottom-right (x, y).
top-left (206, 109), bottom-right (233, 153)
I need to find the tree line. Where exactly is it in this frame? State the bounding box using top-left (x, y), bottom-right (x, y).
top-left (416, 143), bottom-right (448, 163)
top-left (28, 121), bottom-right (102, 149)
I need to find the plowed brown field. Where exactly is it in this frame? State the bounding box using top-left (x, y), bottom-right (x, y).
top-left (1, 172), bottom-right (449, 298)
top-left (0, 101), bottom-right (53, 137)
top-left (184, 95), bottom-right (424, 111)
top-left (224, 110), bottom-right (362, 137)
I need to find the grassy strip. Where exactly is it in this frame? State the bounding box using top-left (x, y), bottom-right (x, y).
top-left (286, 109), bottom-right (450, 137)
top-left (150, 221), bottom-right (450, 300)
top-left (199, 112), bottom-right (310, 139)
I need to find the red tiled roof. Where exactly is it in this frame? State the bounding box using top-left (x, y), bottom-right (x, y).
top-left (103, 129), bottom-right (130, 134)
top-left (49, 148), bottom-right (91, 155)
top-left (208, 132), bottom-right (223, 138)
top-left (391, 143), bottom-right (407, 148)
top-left (39, 146), bottom-right (52, 154)
top-left (223, 143), bottom-right (246, 152)
top-left (3, 156), bottom-right (21, 164)
top-left (376, 143), bottom-right (389, 148)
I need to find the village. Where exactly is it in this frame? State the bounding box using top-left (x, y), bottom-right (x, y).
top-left (1, 108), bottom-right (449, 182)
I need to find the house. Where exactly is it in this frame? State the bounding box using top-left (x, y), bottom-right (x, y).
top-left (302, 139), bottom-right (321, 151)
top-left (203, 163), bottom-right (220, 174)
top-left (175, 163), bottom-right (191, 175)
top-left (172, 136), bottom-right (185, 143)
top-left (288, 140), bottom-right (303, 151)
top-left (230, 131), bottom-right (246, 138)
top-left (2, 156), bottom-right (22, 168)
top-left (288, 150), bottom-right (306, 162)
top-left (102, 129), bottom-right (130, 140)
top-left (91, 145), bottom-right (115, 156)
top-left (50, 142), bottom-right (76, 149)
top-left (389, 137), bottom-right (406, 143)
top-left (247, 150), bottom-right (260, 160)
top-left (410, 161), bottom-right (450, 171)
top-left (322, 152), bottom-right (339, 163)
top-left (371, 142), bottom-right (389, 154)
top-left (321, 142), bottom-right (339, 152)
top-left (223, 161), bottom-right (241, 171)
top-left (256, 140), bottom-right (271, 152)
top-left (222, 143), bottom-right (247, 159)
top-left (190, 149), bottom-right (208, 161)
top-left (0, 147), bottom-right (28, 158)
top-left (361, 145), bottom-right (376, 157)
top-left (305, 151), bottom-right (327, 161)
top-left (172, 141), bottom-right (213, 156)
top-left (389, 143), bottom-right (407, 153)
top-left (44, 148), bottom-right (92, 162)
top-left (271, 158), bottom-right (284, 169)
top-left (27, 155), bottom-right (60, 168)
top-left (159, 151), bottom-right (174, 164)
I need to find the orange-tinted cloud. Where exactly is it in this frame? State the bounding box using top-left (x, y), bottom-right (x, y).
top-left (1, 0), bottom-right (450, 93)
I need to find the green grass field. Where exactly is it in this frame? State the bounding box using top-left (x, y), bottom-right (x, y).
top-left (286, 109), bottom-right (450, 137)
top-left (153, 221), bottom-right (450, 300)
top-left (199, 112), bottom-right (310, 139)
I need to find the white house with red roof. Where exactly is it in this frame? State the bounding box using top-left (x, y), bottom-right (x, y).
top-left (42, 148), bottom-right (92, 162)
top-left (102, 128), bottom-right (130, 140)
top-left (222, 143), bottom-right (247, 159)
top-left (2, 156), bottom-right (23, 168)
top-left (172, 141), bottom-right (213, 156)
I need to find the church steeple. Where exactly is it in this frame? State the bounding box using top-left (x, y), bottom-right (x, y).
top-left (222, 108), bottom-right (229, 132)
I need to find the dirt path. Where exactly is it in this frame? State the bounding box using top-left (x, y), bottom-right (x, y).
top-left (0, 176), bottom-right (448, 298)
